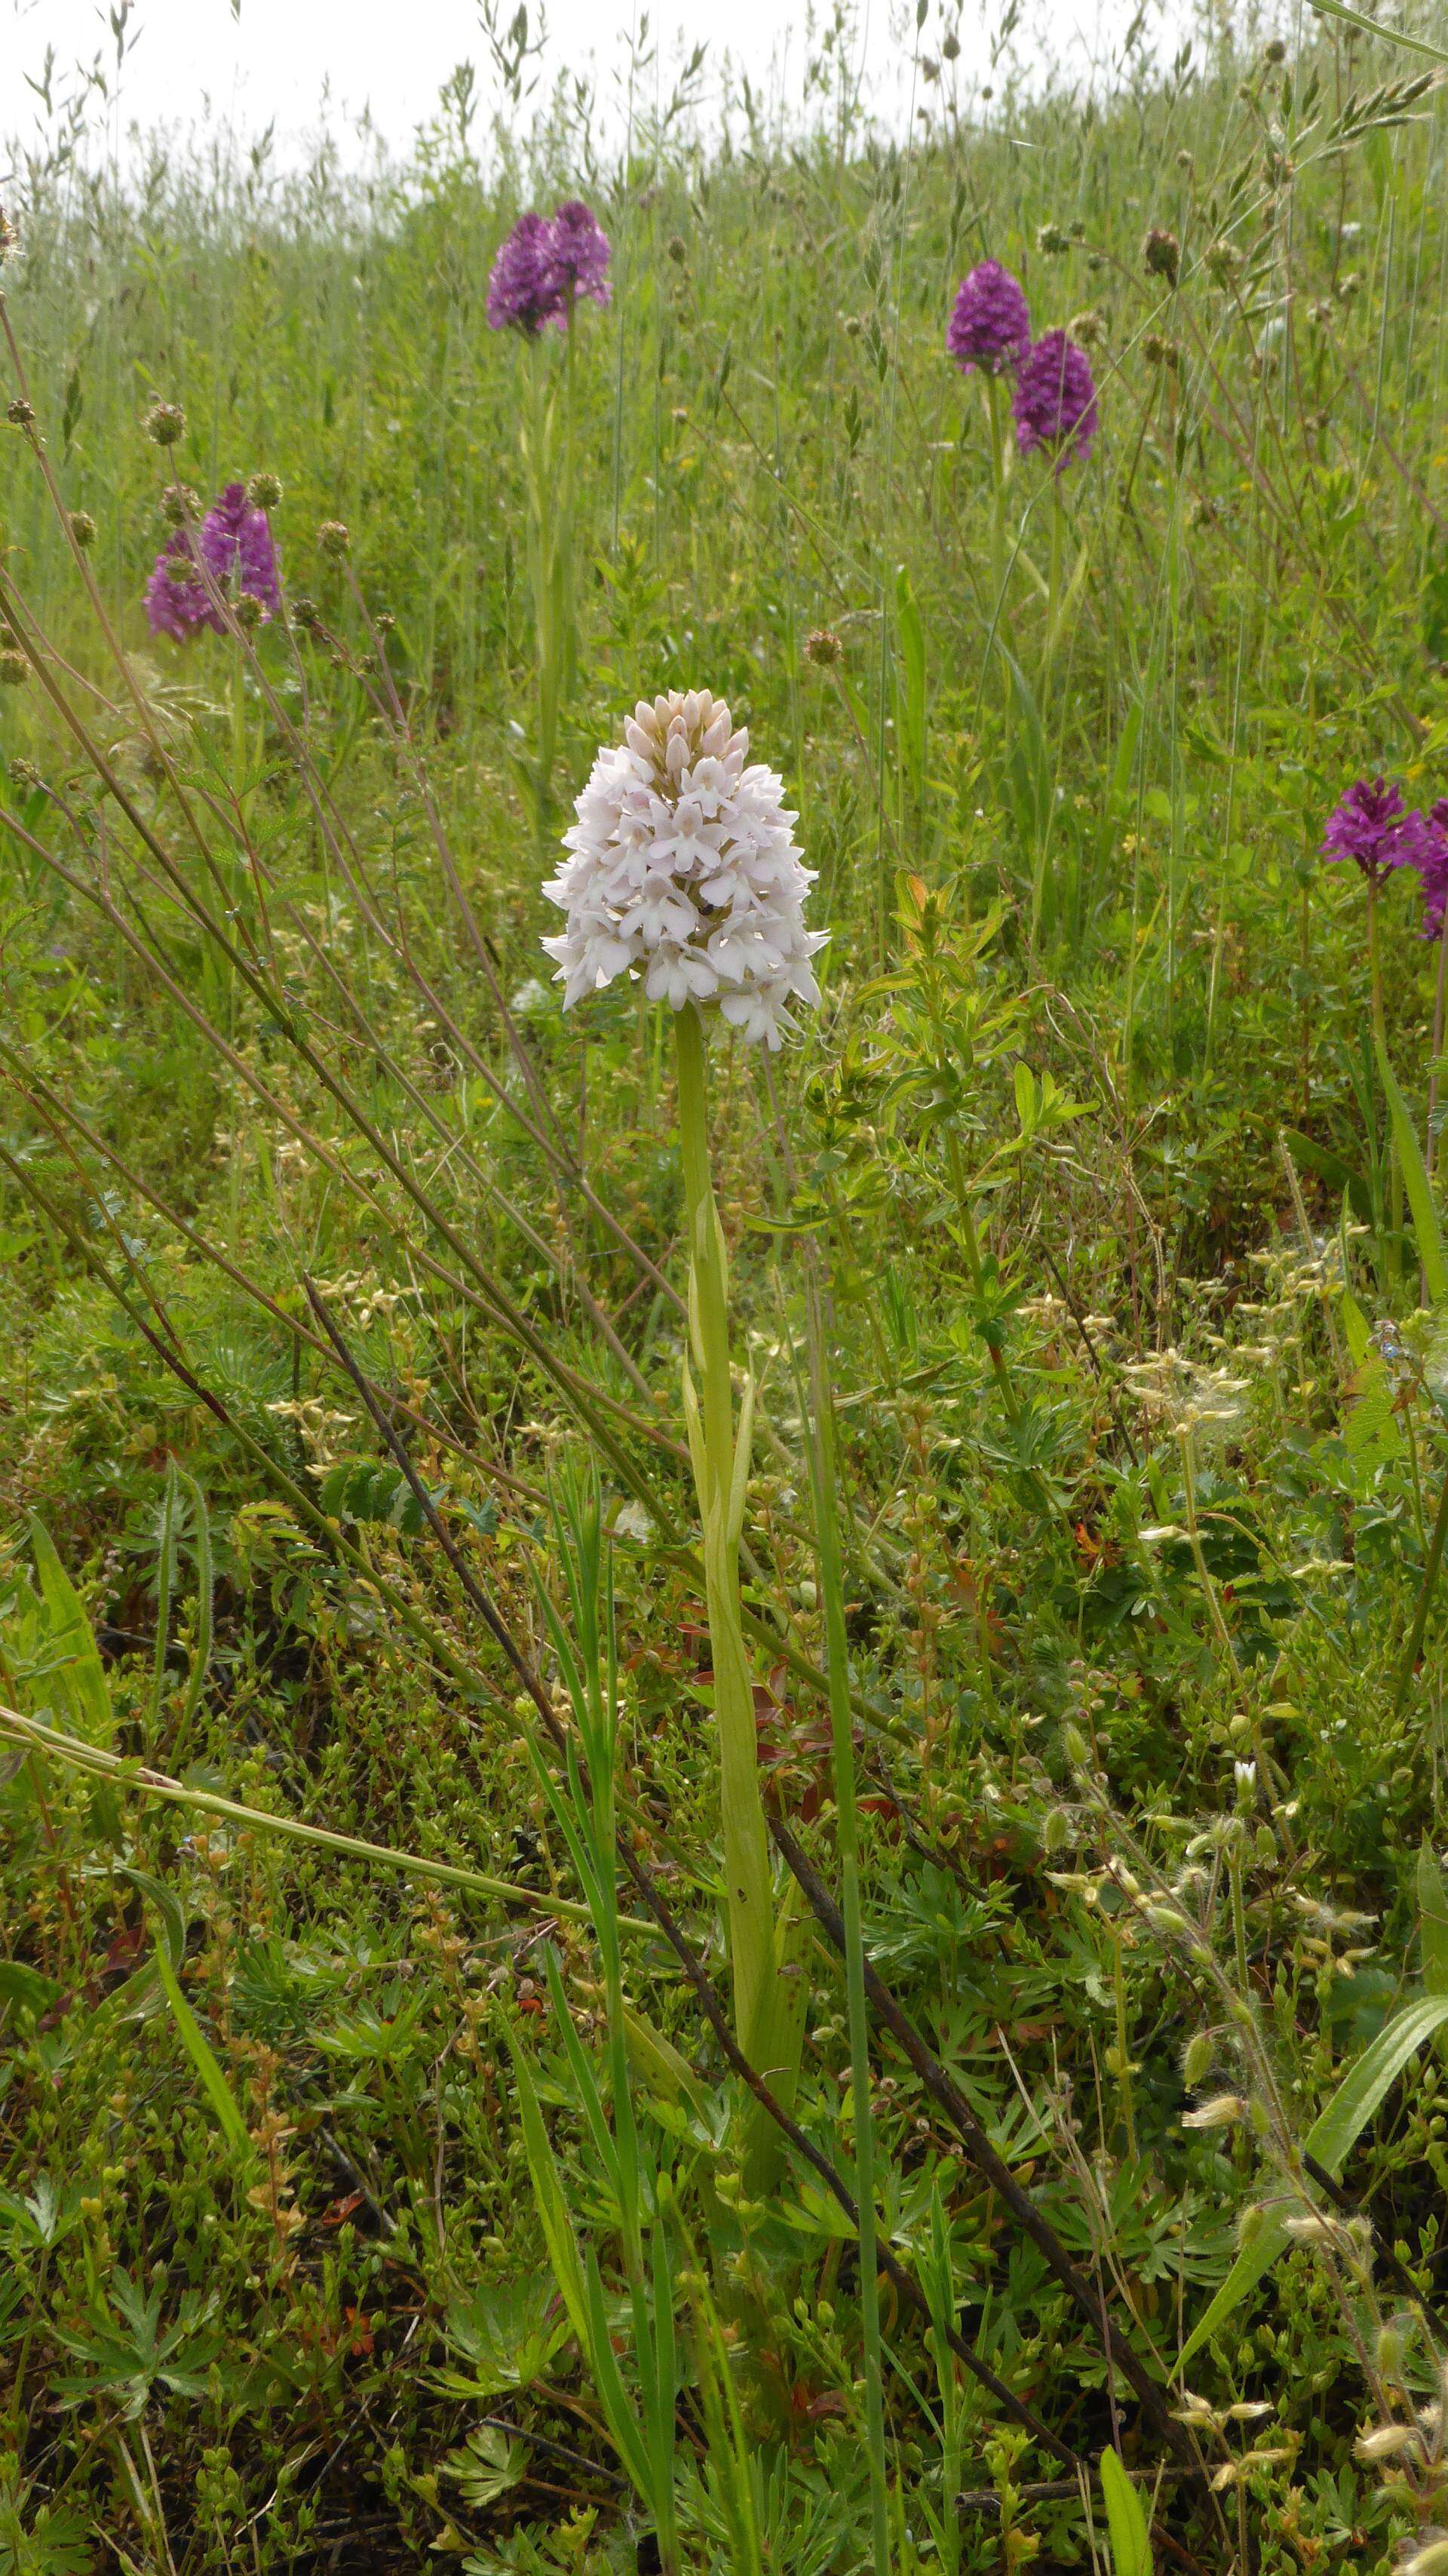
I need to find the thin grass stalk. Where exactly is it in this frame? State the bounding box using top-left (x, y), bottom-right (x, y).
top-left (672, 1004), bottom-right (782, 2112)
top-left (798, 1271), bottom-right (891, 2576)
top-left (149, 1465), bottom-right (179, 1735)
top-left (0, 1707), bottom-right (644, 1930)
top-left (0, 792), bottom-right (672, 1499)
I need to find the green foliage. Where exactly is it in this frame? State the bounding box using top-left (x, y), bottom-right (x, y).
top-left (3, 12), bottom-right (1448, 2568)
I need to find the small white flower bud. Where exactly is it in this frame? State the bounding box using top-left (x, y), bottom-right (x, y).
top-left (1181, 2032), bottom-right (1214, 2086)
top-left (1354, 2423), bottom-right (1419, 2461)
top-left (1183, 2093), bottom-right (1247, 2130)
top-left (1404, 2540), bottom-right (1448, 2576)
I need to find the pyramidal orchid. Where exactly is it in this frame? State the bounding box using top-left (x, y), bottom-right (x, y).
top-left (1013, 330), bottom-right (1099, 468)
top-left (144, 480), bottom-right (281, 639)
top-left (545, 690), bottom-right (822, 2172)
top-left (946, 259), bottom-right (1030, 376)
top-left (947, 260), bottom-right (1031, 633)
top-left (1321, 776), bottom-right (1448, 1267)
top-left (1321, 776), bottom-right (1437, 886)
top-left (541, 688), bottom-right (826, 1047)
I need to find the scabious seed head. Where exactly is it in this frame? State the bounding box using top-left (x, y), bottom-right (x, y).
top-left (160, 483), bottom-right (200, 526)
top-left (247, 471), bottom-right (283, 511)
top-left (6, 397), bottom-right (35, 429)
top-left (1037, 222), bottom-right (1072, 256)
top-left (541, 689), bottom-right (827, 1051)
top-left (69, 511), bottom-right (97, 547)
top-left (946, 260), bottom-right (1030, 377)
top-left (317, 520), bottom-right (351, 560)
top-left (1143, 226), bottom-right (1181, 286)
top-left (0, 649), bottom-right (29, 685)
top-left (1013, 330), bottom-right (1099, 468)
top-left (804, 627), bottom-right (844, 667)
top-left (143, 400), bottom-right (186, 448)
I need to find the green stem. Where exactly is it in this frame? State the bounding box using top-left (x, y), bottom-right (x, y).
top-left (525, 341), bottom-right (560, 823)
top-left (1110, 1925), bottom-right (1138, 2164)
top-left (1042, 477), bottom-right (1064, 693)
top-left (149, 1465), bottom-right (177, 1737)
top-left (943, 1128), bottom-right (1020, 1427)
top-left (805, 1271), bottom-right (891, 2576)
top-left (673, 1004), bottom-right (778, 2075)
top-left (1178, 1428), bottom-right (1236, 1666)
top-left (983, 373), bottom-right (1008, 641)
top-left (1369, 881), bottom-right (1404, 1271)
top-left (1393, 1452), bottom-right (1448, 1717)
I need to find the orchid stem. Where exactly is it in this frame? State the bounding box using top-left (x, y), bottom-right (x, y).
top-left (674, 1003), bottom-right (800, 2179)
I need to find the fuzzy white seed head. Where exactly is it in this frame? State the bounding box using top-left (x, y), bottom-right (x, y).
top-left (541, 688), bottom-right (827, 1050)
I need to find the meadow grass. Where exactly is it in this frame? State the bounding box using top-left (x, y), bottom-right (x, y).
top-left (3, 12), bottom-right (1448, 2568)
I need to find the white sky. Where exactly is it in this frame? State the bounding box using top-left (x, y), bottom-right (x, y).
top-left (2, 0), bottom-right (944, 170)
top-left (2, 0), bottom-right (1183, 176)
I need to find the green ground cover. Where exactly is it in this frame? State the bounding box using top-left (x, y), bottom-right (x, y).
top-left (4, 13), bottom-right (1448, 2565)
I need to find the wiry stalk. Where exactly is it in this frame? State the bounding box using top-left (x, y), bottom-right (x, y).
top-left (673, 1004), bottom-right (784, 2112)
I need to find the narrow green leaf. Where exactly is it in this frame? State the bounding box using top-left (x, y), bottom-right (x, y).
top-left (1178, 2216), bottom-right (1292, 2371)
top-left (151, 1935), bottom-right (255, 2169)
top-left (1100, 2447), bottom-right (1152, 2576)
top-left (1419, 1842), bottom-right (1448, 1996)
top-left (27, 1516), bottom-right (112, 1747)
top-left (503, 2023), bottom-right (590, 2351)
top-left (584, 2249), bottom-right (654, 2501)
top-left (1305, 1990), bottom-right (1448, 2171)
top-left (175, 1467), bottom-right (214, 1738)
top-left (1375, 1038), bottom-right (1447, 1299)
top-left (894, 565), bottom-right (927, 790)
top-left (1307, 0), bottom-right (1448, 64)
top-left (1180, 1992), bottom-right (1448, 2365)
